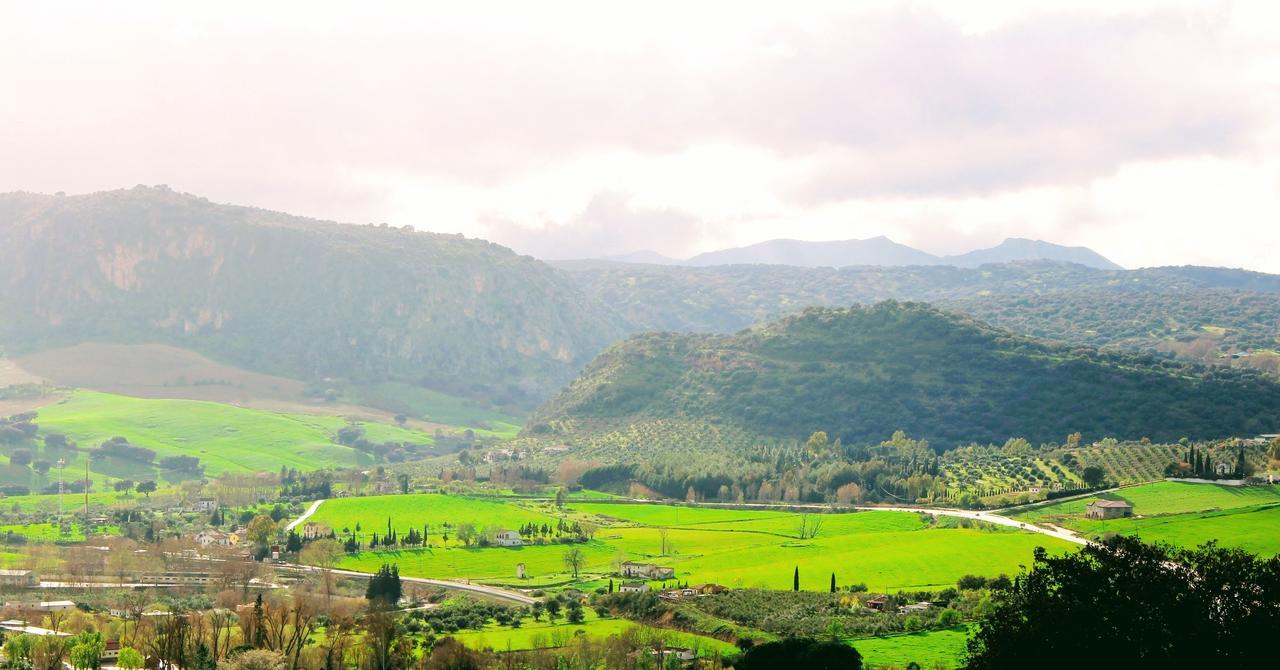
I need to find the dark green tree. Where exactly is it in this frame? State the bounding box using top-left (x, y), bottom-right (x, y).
top-left (737, 638), bottom-right (861, 670)
top-left (793, 566), bottom-right (800, 592)
top-left (967, 536), bottom-right (1280, 669)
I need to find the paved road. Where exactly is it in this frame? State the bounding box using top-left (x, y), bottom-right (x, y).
top-left (281, 562), bottom-right (536, 605)
top-left (567, 497), bottom-right (1094, 546)
top-left (284, 498), bottom-right (326, 532)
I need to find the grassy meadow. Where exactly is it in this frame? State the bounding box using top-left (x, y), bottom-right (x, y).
top-left (1008, 481), bottom-right (1280, 555)
top-left (851, 625), bottom-right (974, 669)
top-left (309, 493), bottom-right (561, 543)
top-left (2, 391), bottom-right (435, 488)
top-left (449, 609), bottom-right (738, 656)
top-left (356, 382), bottom-right (524, 439)
top-left (333, 497), bottom-right (1074, 592)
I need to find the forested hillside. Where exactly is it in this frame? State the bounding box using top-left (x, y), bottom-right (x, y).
top-left (530, 302), bottom-right (1280, 447)
top-left (0, 187), bottom-right (626, 406)
top-left (555, 261), bottom-right (1280, 373)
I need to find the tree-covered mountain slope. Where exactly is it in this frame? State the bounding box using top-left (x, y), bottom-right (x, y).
top-left (554, 260), bottom-right (1280, 374)
top-left (528, 302), bottom-right (1280, 448)
top-left (0, 186), bottom-right (626, 407)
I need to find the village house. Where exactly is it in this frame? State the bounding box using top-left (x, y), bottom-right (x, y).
top-left (494, 530), bottom-right (522, 547)
top-left (902, 601), bottom-right (933, 613)
top-left (303, 522), bottom-right (332, 540)
top-left (621, 561), bottom-right (675, 580)
top-left (865, 596), bottom-right (888, 611)
top-left (0, 569), bottom-right (37, 588)
top-left (1085, 500), bottom-right (1133, 520)
top-left (195, 530), bottom-right (231, 547)
top-left (619, 582), bottom-right (650, 594)
top-left (194, 497), bottom-right (218, 513)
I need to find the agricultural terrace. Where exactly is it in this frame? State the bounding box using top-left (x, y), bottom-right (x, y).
top-left (7, 391), bottom-right (434, 487)
top-left (329, 496), bottom-right (1074, 592)
top-left (1008, 481), bottom-right (1280, 556)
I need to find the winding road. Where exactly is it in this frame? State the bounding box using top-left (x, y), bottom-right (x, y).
top-left (284, 498), bottom-right (326, 532)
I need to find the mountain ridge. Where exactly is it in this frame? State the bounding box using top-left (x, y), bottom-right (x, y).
top-left (0, 186), bottom-right (627, 407)
top-left (594, 236), bottom-right (1122, 270)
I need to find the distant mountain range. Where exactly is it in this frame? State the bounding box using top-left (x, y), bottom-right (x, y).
top-left (3, 187), bottom-right (1277, 416)
top-left (600, 236), bottom-right (1122, 270)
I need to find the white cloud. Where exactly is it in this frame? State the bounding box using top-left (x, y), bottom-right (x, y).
top-left (1, 1), bottom-right (1278, 270)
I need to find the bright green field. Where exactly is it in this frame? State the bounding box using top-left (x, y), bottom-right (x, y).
top-left (309, 494), bottom-right (560, 544)
top-left (851, 625), bottom-right (974, 669)
top-left (1008, 481), bottom-right (1280, 556)
top-left (450, 610), bottom-right (737, 655)
top-left (1066, 505), bottom-right (1280, 556)
top-left (1011, 481), bottom-right (1280, 522)
top-left (12, 391), bottom-right (434, 487)
top-left (337, 499), bottom-right (1073, 592)
top-left (0, 489), bottom-right (143, 513)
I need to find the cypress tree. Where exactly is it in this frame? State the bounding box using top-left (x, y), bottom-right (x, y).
top-left (793, 566), bottom-right (800, 592)
top-left (830, 572), bottom-right (837, 593)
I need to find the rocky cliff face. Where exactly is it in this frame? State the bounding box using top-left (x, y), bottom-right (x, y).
top-left (0, 186), bottom-right (626, 406)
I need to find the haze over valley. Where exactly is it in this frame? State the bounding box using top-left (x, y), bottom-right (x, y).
top-left (2, 2), bottom-right (1279, 669)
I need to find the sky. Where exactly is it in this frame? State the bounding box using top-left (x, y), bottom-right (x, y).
top-left (2, 0), bottom-right (1279, 271)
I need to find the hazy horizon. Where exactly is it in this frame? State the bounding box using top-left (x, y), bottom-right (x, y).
top-left (4, 0), bottom-right (1280, 271)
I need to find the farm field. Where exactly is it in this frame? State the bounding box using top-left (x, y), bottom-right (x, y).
top-left (335, 498), bottom-right (1074, 592)
top-left (450, 610), bottom-right (738, 656)
top-left (1011, 481), bottom-right (1280, 521)
top-left (0, 522), bottom-right (119, 543)
top-left (1008, 481), bottom-right (1280, 556)
top-left (851, 625), bottom-right (974, 669)
top-left (309, 494), bottom-right (561, 545)
top-left (356, 382), bottom-right (524, 439)
top-left (5, 391), bottom-right (435, 488)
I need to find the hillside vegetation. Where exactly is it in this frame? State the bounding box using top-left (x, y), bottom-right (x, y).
top-left (530, 302), bottom-right (1280, 448)
top-left (0, 187), bottom-right (625, 407)
top-left (557, 260), bottom-right (1280, 374)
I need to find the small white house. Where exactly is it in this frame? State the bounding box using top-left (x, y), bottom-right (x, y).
top-left (195, 530), bottom-right (230, 547)
top-left (619, 582), bottom-right (649, 594)
top-left (494, 530), bottom-right (522, 547)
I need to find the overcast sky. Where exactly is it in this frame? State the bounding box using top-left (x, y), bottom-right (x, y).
top-left (3, 1), bottom-right (1279, 270)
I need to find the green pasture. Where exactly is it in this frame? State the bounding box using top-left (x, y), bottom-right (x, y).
top-left (309, 494), bottom-right (560, 544)
top-left (1011, 481), bottom-right (1280, 522)
top-left (1069, 504), bottom-right (1280, 556)
top-left (338, 497), bottom-right (1073, 592)
top-left (1007, 481), bottom-right (1280, 556)
top-left (356, 382), bottom-right (524, 439)
top-left (851, 625), bottom-right (974, 669)
top-left (450, 610), bottom-right (737, 655)
top-left (7, 391), bottom-right (435, 487)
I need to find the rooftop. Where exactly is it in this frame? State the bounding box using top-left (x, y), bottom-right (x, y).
top-left (1090, 500), bottom-right (1133, 508)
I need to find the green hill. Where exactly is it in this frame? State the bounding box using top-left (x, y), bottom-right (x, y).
top-left (0, 187), bottom-right (626, 407)
top-left (555, 261), bottom-right (1280, 375)
top-left (529, 302), bottom-right (1280, 447)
